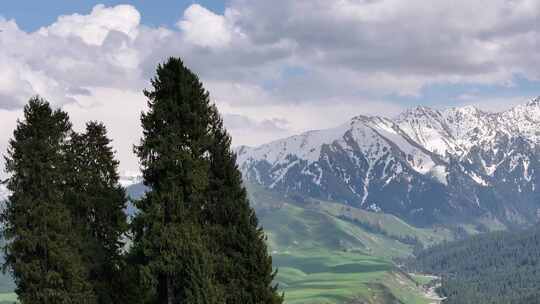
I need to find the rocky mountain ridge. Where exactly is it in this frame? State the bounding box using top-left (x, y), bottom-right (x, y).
top-left (236, 97), bottom-right (540, 225)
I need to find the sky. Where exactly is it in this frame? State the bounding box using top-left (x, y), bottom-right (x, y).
top-left (0, 0), bottom-right (539, 176)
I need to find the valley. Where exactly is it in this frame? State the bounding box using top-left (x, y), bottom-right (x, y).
top-left (248, 183), bottom-right (455, 303)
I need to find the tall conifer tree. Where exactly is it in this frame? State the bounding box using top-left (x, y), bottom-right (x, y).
top-left (133, 57), bottom-right (282, 303)
top-left (2, 97), bottom-right (95, 304)
top-left (132, 58), bottom-right (221, 304)
top-left (205, 105), bottom-right (283, 304)
top-left (66, 122), bottom-right (129, 304)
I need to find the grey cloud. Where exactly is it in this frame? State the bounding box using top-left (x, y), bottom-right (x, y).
top-left (223, 113), bottom-right (289, 132)
top-left (0, 93), bottom-right (25, 110)
top-left (229, 0), bottom-right (540, 85)
top-left (67, 87), bottom-right (92, 96)
top-left (136, 30), bottom-right (293, 89)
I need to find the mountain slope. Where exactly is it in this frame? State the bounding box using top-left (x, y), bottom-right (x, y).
top-left (237, 97), bottom-right (540, 226)
top-left (407, 226), bottom-right (540, 304)
top-left (246, 183), bottom-right (444, 304)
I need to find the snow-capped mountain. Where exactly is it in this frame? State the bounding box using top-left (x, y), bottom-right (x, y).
top-left (119, 171), bottom-right (143, 188)
top-left (236, 97), bottom-right (540, 225)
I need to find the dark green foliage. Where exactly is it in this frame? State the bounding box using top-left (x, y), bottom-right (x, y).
top-left (66, 122), bottom-right (129, 304)
top-left (2, 97), bottom-right (95, 304)
top-left (132, 57), bottom-right (221, 304)
top-left (2, 58), bottom-right (282, 304)
top-left (132, 57), bottom-right (282, 304)
top-left (205, 106), bottom-right (283, 304)
top-left (408, 227), bottom-right (540, 304)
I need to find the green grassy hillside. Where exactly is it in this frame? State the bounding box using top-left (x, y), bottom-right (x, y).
top-left (274, 249), bottom-right (437, 304)
top-left (0, 246), bottom-right (15, 303)
top-left (247, 183), bottom-right (448, 303)
top-left (0, 293), bottom-right (16, 304)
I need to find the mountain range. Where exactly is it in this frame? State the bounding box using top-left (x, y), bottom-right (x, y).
top-left (2, 98), bottom-right (540, 228)
top-left (236, 97), bottom-right (540, 226)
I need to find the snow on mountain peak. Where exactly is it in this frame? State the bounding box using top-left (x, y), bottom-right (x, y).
top-left (396, 106), bottom-right (458, 157)
top-left (236, 121), bottom-right (351, 167)
top-left (119, 171), bottom-right (143, 187)
top-left (237, 98), bottom-right (540, 192)
top-left (398, 105), bottom-right (442, 119)
top-left (238, 112), bottom-right (441, 182)
top-left (451, 104), bottom-right (481, 115)
top-left (236, 97), bottom-right (540, 224)
top-left (525, 96), bottom-right (540, 107)
top-left (498, 97), bottom-right (540, 142)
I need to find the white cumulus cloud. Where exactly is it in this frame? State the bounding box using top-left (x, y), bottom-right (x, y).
top-left (177, 4), bottom-right (238, 48)
top-left (38, 4), bottom-right (141, 45)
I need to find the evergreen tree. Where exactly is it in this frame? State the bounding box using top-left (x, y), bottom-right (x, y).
top-left (205, 105), bottom-right (283, 304)
top-left (2, 97), bottom-right (95, 304)
top-left (132, 58), bottom-right (221, 304)
top-left (407, 226), bottom-right (540, 303)
top-left (66, 122), bottom-right (129, 304)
